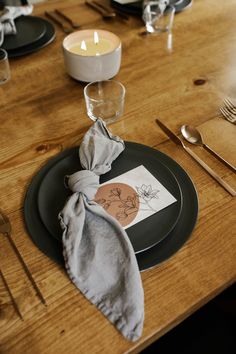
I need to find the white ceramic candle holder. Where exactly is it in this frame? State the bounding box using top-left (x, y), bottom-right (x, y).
top-left (62, 29), bottom-right (122, 83)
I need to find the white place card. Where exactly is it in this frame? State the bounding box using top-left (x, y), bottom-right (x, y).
top-left (94, 165), bottom-right (177, 229)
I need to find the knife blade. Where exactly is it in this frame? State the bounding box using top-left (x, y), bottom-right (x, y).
top-left (156, 118), bottom-right (182, 146)
top-left (155, 118), bottom-right (236, 196)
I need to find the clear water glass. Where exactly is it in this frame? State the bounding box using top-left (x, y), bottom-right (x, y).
top-left (143, 0), bottom-right (175, 34)
top-left (0, 48), bottom-right (10, 85)
top-left (84, 80), bottom-right (125, 125)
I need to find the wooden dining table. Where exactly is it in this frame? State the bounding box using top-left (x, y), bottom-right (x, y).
top-left (0, 0), bottom-right (235, 352)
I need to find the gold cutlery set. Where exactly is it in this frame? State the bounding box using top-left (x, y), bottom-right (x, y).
top-left (156, 119), bottom-right (236, 196)
top-left (45, 2), bottom-right (129, 34)
top-left (45, 10), bottom-right (79, 33)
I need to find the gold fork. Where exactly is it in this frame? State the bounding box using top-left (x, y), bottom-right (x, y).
top-left (220, 98), bottom-right (236, 124)
top-left (224, 98), bottom-right (236, 113)
top-left (0, 209), bottom-right (46, 306)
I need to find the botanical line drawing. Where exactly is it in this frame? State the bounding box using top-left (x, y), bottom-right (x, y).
top-left (136, 184), bottom-right (160, 212)
top-left (95, 184), bottom-right (160, 222)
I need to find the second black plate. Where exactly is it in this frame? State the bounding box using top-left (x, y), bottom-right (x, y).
top-left (7, 18), bottom-right (56, 58)
top-left (2, 16), bottom-right (46, 51)
top-left (24, 142), bottom-right (198, 271)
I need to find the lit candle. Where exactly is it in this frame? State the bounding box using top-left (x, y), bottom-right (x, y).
top-left (69, 31), bottom-right (116, 56)
top-left (63, 29), bottom-right (121, 82)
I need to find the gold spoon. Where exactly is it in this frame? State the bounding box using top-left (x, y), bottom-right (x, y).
top-left (181, 125), bottom-right (236, 173)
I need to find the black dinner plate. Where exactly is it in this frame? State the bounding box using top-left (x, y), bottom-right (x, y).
top-left (24, 142), bottom-right (198, 271)
top-left (6, 18), bottom-right (56, 58)
top-left (110, 0), bottom-right (193, 16)
top-left (2, 16), bottom-right (46, 51)
top-left (37, 145), bottom-right (183, 254)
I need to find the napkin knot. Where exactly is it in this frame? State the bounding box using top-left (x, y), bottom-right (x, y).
top-left (67, 170), bottom-right (99, 200)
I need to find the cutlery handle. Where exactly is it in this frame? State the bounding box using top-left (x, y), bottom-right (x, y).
top-left (6, 233), bottom-right (47, 306)
top-left (184, 146), bottom-right (236, 196)
top-left (45, 11), bottom-right (63, 28)
top-left (55, 9), bottom-right (79, 28)
top-left (55, 9), bottom-right (73, 26)
top-left (0, 270), bottom-right (23, 320)
top-left (45, 11), bottom-right (72, 33)
top-left (85, 1), bottom-right (112, 17)
top-left (204, 144), bottom-right (236, 173)
top-left (92, 0), bottom-right (129, 20)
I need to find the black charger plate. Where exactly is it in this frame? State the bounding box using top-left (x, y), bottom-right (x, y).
top-left (24, 142), bottom-right (198, 271)
top-left (2, 16), bottom-right (46, 51)
top-left (37, 144), bottom-right (183, 254)
top-left (6, 18), bottom-right (55, 58)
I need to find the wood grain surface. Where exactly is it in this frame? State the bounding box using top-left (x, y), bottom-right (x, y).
top-left (0, 0), bottom-right (236, 353)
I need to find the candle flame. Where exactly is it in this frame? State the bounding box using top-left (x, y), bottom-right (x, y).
top-left (94, 31), bottom-right (99, 45)
top-left (81, 40), bottom-right (87, 51)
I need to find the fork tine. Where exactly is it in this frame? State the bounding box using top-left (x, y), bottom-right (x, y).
top-left (224, 97), bottom-right (235, 108)
top-left (225, 107), bottom-right (236, 122)
top-left (223, 98), bottom-right (236, 113)
top-left (220, 107), bottom-right (231, 120)
top-left (220, 107), bottom-right (236, 123)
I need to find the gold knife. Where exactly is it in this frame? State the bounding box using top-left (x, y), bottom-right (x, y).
top-left (155, 118), bottom-right (236, 196)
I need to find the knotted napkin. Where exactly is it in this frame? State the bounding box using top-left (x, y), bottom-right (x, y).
top-left (0, 5), bottom-right (33, 46)
top-left (59, 119), bottom-right (144, 341)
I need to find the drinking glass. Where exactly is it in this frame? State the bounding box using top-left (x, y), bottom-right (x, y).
top-left (84, 80), bottom-right (125, 125)
top-left (143, 0), bottom-right (175, 34)
top-left (0, 48), bottom-right (10, 85)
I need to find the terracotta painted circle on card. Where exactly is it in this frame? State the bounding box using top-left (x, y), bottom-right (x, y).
top-left (94, 182), bottom-right (139, 227)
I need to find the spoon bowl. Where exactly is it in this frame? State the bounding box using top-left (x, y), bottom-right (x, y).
top-left (181, 125), bottom-right (203, 146)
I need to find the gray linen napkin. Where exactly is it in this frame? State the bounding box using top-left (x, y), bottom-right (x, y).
top-left (0, 5), bottom-right (33, 46)
top-left (59, 119), bottom-right (144, 341)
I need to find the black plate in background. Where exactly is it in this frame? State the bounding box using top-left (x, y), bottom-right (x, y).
top-left (24, 143), bottom-right (198, 271)
top-left (110, 0), bottom-right (193, 16)
top-left (7, 18), bottom-right (56, 58)
top-left (2, 16), bottom-right (46, 51)
top-left (37, 147), bottom-right (183, 254)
